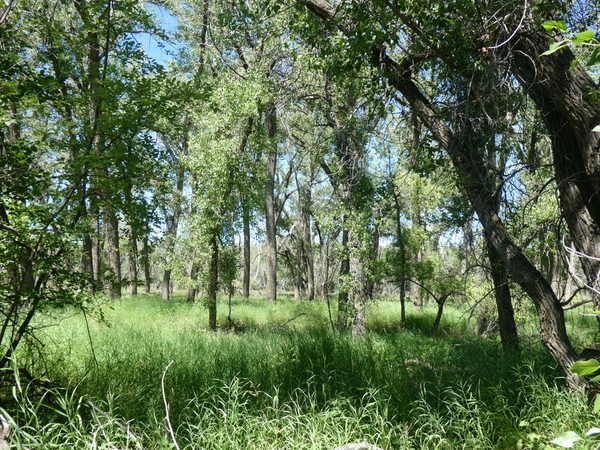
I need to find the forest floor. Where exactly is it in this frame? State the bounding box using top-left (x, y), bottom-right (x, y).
top-left (3, 293), bottom-right (600, 449)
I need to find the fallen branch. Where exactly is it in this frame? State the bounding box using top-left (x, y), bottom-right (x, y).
top-left (162, 361), bottom-right (180, 450)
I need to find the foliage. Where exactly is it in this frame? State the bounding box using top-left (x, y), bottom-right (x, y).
top-left (551, 358), bottom-right (600, 449)
top-left (541, 21), bottom-right (600, 69)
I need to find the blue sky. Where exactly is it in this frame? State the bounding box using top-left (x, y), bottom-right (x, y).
top-left (143, 4), bottom-right (181, 66)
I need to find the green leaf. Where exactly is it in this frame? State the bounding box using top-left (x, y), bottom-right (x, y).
top-left (569, 359), bottom-right (600, 376)
top-left (594, 394), bottom-right (600, 413)
top-left (592, 125), bottom-right (600, 133)
top-left (589, 374), bottom-right (600, 382)
top-left (586, 427), bottom-right (600, 437)
top-left (541, 41), bottom-right (568, 56)
top-left (588, 47), bottom-right (600, 66)
top-left (542, 20), bottom-right (567, 32)
top-left (572, 30), bottom-right (595, 44)
top-left (550, 431), bottom-right (581, 448)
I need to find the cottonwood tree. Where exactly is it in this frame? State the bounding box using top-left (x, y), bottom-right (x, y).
top-left (180, 74), bottom-right (263, 330)
top-left (309, 74), bottom-right (382, 334)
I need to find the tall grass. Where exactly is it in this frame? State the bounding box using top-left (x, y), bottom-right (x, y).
top-left (2, 294), bottom-right (598, 449)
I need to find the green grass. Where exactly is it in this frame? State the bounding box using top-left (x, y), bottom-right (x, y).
top-left (2, 294), bottom-right (599, 449)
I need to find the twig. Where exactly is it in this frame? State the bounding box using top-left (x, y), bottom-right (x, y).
top-left (88, 401), bottom-right (142, 450)
top-left (563, 239), bottom-right (600, 296)
top-left (162, 361), bottom-right (180, 450)
top-left (487, 0), bottom-right (529, 49)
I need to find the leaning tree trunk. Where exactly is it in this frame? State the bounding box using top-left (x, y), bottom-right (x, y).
top-left (509, 24), bottom-right (600, 323)
top-left (381, 66), bottom-right (579, 386)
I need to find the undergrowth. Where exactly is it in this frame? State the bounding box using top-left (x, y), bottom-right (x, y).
top-left (0, 294), bottom-right (597, 449)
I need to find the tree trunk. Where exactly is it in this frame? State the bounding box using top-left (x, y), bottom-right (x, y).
top-left (265, 148), bottom-right (277, 303)
top-left (142, 224), bottom-right (151, 294)
top-left (242, 201), bottom-right (251, 298)
top-left (208, 230), bottom-right (219, 331)
top-left (300, 186), bottom-right (315, 300)
top-left (410, 187), bottom-right (423, 309)
top-left (321, 94), bottom-right (374, 335)
top-left (430, 293), bottom-right (449, 337)
top-left (91, 199), bottom-right (102, 289)
top-left (369, 45), bottom-right (580, 386)
top-left (162, 269), bottom-right (171, 302)
top-left (350, 230), bottom-right (368, 337)
top-left (104, 201), bottom-right (121, 300)
top-left (392, 190), bottom-right (408, 327)
top-left (337, 227), bottom-right (350, 329)
top-left (487, 241), bottom-right (519, 352)
top-left (366, 225), bottom-right (379, 300)
top-left (129, 223), bottom-right (139, 296)
top-left (265, 102), bottom-right (278, 303)
top-left (187, 263), bottom-right (199, 303)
